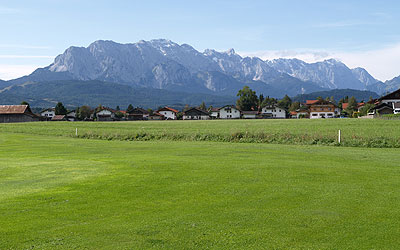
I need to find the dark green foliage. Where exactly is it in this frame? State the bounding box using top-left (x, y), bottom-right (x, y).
top-left (20, 101), bottom-right (32, 113)
top-left (199, 101), bottom-right (206, 110)
top-left (289, 101), bottom-right (301, 112)
top-left (277, 94), bottom-right (292, 110)
top-left (76, 105), bottom-right (92, 120)
top-left (261, 96), bottom-right (277, 107)
top-left (55, 102), bottom-right (67, 115)
top-left (126, 104), bottom-right (134, 113)
top-left (236, 86), bottom-right (258, 111)
top-left (345, 96), bottom-right (358, 116)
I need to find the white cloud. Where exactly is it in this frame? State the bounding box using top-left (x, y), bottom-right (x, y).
top-left (0, 55), bottom-right (54, 59)
top-left (0, 65), bottom-right (40, 80)
top-left (239, 43), bottom-right (400, 81)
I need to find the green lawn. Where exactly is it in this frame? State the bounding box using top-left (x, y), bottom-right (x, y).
top-left (1, 132), bottom-right (400, 249)
top-left (1, 118), bottom-right (400, 147)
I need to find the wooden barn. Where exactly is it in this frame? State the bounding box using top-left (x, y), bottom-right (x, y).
top-left (0, 105), bottom-right (40, 123)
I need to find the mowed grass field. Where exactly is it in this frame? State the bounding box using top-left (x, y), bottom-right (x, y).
top-left (1, 119), bottom-right (400, 249)
top-left (1, 118), bottom-right (400, 147)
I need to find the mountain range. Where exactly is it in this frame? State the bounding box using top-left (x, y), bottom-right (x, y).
top-left (1, 39), bottom-right (399, 108)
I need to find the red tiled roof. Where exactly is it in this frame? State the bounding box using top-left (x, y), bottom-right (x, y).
top-left (306, 100), bottom-right (319, 105)
top-left (151, 112), bottom-right (164, 117)
top-left (342, 102), bottom-right (365, 109)
top-left (51, 115), bottom-right (66, 121)
top-left (158, 106), bottom-right (178, 113)
top-left (0, 105), bottom-right (28, 114)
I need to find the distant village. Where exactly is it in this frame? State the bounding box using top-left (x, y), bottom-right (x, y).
top-left (0, 87), bottom-right (400, 123)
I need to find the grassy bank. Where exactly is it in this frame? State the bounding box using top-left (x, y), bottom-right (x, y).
top-left (1, 119), bottom-right (400, 147)
top-left (1, 133), bottom-right (400, 249)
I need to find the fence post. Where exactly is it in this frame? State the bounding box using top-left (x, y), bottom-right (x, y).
top-left (338, 130), bottom-right (341, 144)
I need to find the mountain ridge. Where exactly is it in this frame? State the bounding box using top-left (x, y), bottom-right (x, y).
top-left (1, 39), bottom-right (399, 106)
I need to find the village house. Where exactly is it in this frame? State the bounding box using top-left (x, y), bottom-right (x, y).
top-left (370, 103), bottom-right (394, 116)
top-left (242, 111), bottom-right (259, 119)
top-left (261, 105), bottom-right (287, 119)
top-left (126, 107), bottom-right (149, 120)
top-left (40, 108), bottom-right (55, 120)
top-left (66, 110), bottom-right (76, 121)
top-left (183, 108), bottom-right (210, 120)
top-left (369, 88), bottom-right (400, 116)
top-left (51, 115), bottom-right (67, 121)
top-left (157, 107), bottom-right (178, 120)
top-left (218, 105), bottom-right (241, 119)
top-left (379, 88), bottom-right (400, 106)
top-left (307, 99), bottom-right (340, 119)
top-left (95, 107), bottom-right (116, 121)
top-left (290, 108), bottom-right (309, 119)
top-left (342, 102), bottom-right (365, 112)
top-left (148, 112), bottom-right (164, 120)
top-left (0, 105), bottom-right (40, 123)
top-left (210, 107), bottom-right (220, 119)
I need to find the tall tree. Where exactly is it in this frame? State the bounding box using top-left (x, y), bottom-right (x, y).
top-left (278, 95), bottom-right (292, 110)
top-left (258, 94), bottom-right (265, 111)
top-left (345, 96), bottom-right (358, 116)
top-left (55, 102), bottom-right (67, 115)
top-left (116, 105), bottom-right (120, 111)
top-left (236, 86), bottom-right (258, 111)
top-left (289, 102), bottom-right (301, 112)
top-left (126, 104), bottom-right (134, 113)
top-left (261, 96), bottom-right (277, 107)
top-left (77, 105), bottom-right (92, 120)
top-left (20, 101), bottom-right (32, 113)
top-left (199, 101), bottom-right (206, 110)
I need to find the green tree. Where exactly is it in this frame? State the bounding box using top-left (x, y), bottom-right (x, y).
top-left (278, 95), bottom-right (292, 110)
top-left (115, 111), bottom-right (124, 119)
top-left (183, 104), bottom-right (190, 112)
top-left (116, 105), bottom-right (120, 111)
top-left (289, 101), bottom-right (301, 112)
top-left (359, 103), bottom-right (375, 116)
top-left (76, 105), bottom-right (92, 120)
top-left (126, 104), bottom-right (134, 113)
top-left (55, 102), bottom-right (67, 115)
top-left (147, 108), bottom-right (154, 115)
top-left (261, 96), bottom-right (277, 108)
top-left (258, 94), bottom-right (265, 111)
top-left (20, 101), bottom-right (32, 113)
top-left (199, 101), bottom-right (206, 111)
top-left (236, 86), bottom-right (258, 111)
top-left (345, 96), bottom-right (358, 116)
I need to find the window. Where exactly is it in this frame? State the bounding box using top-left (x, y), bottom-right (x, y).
top-left (312, 114), bottom-right (318, 116)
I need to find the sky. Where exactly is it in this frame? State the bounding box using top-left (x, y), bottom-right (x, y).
top-left (0, 0), bottom-right (400, 81)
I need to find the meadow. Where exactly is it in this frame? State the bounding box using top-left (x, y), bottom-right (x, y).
top-left (1, 119), bottom-right (400, 249)
top-left (1, 118), bottom-right (400, 147)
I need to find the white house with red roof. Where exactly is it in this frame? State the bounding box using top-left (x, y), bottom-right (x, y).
top-left (157, 107), bottom-right (178, 120)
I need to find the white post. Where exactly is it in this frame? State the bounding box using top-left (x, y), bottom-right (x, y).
top-left (76, 128), bottom-right (78, 136)
top-left (338, 130), bottom-right (341, 144)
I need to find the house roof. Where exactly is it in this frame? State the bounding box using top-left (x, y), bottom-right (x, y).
top-left (51, 115), bottom-right (66, 121)
top-left (40, 108), bottom-right (55, 113)
top-left (157, 106), bottom-right (178, 113)
top-left (209, 107), bottom-right (220, 112)
top-left (306, 100), bottom-right (319, 105)
top-left (218, 105), bottom-right (239, 111)
top-left (342, 102), bottom-right (365, 110)
top-left (242, 111), bottom-right (259, 115)
top-left (379, 88), bottom-right (400, 101)
top-left (151, 112), bottom-right (164, 117)
top-left (307, 99), bottom-right (337, 107)
top-left (183, 107), bottom-right (209, 115)
top-left (372, 102), bottom-right (393, 111)
top-left (0, 105), bottom-right (28, 114)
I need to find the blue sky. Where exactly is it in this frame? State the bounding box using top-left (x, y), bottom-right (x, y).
top-left (1, 0), bottom-right (400, 80)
